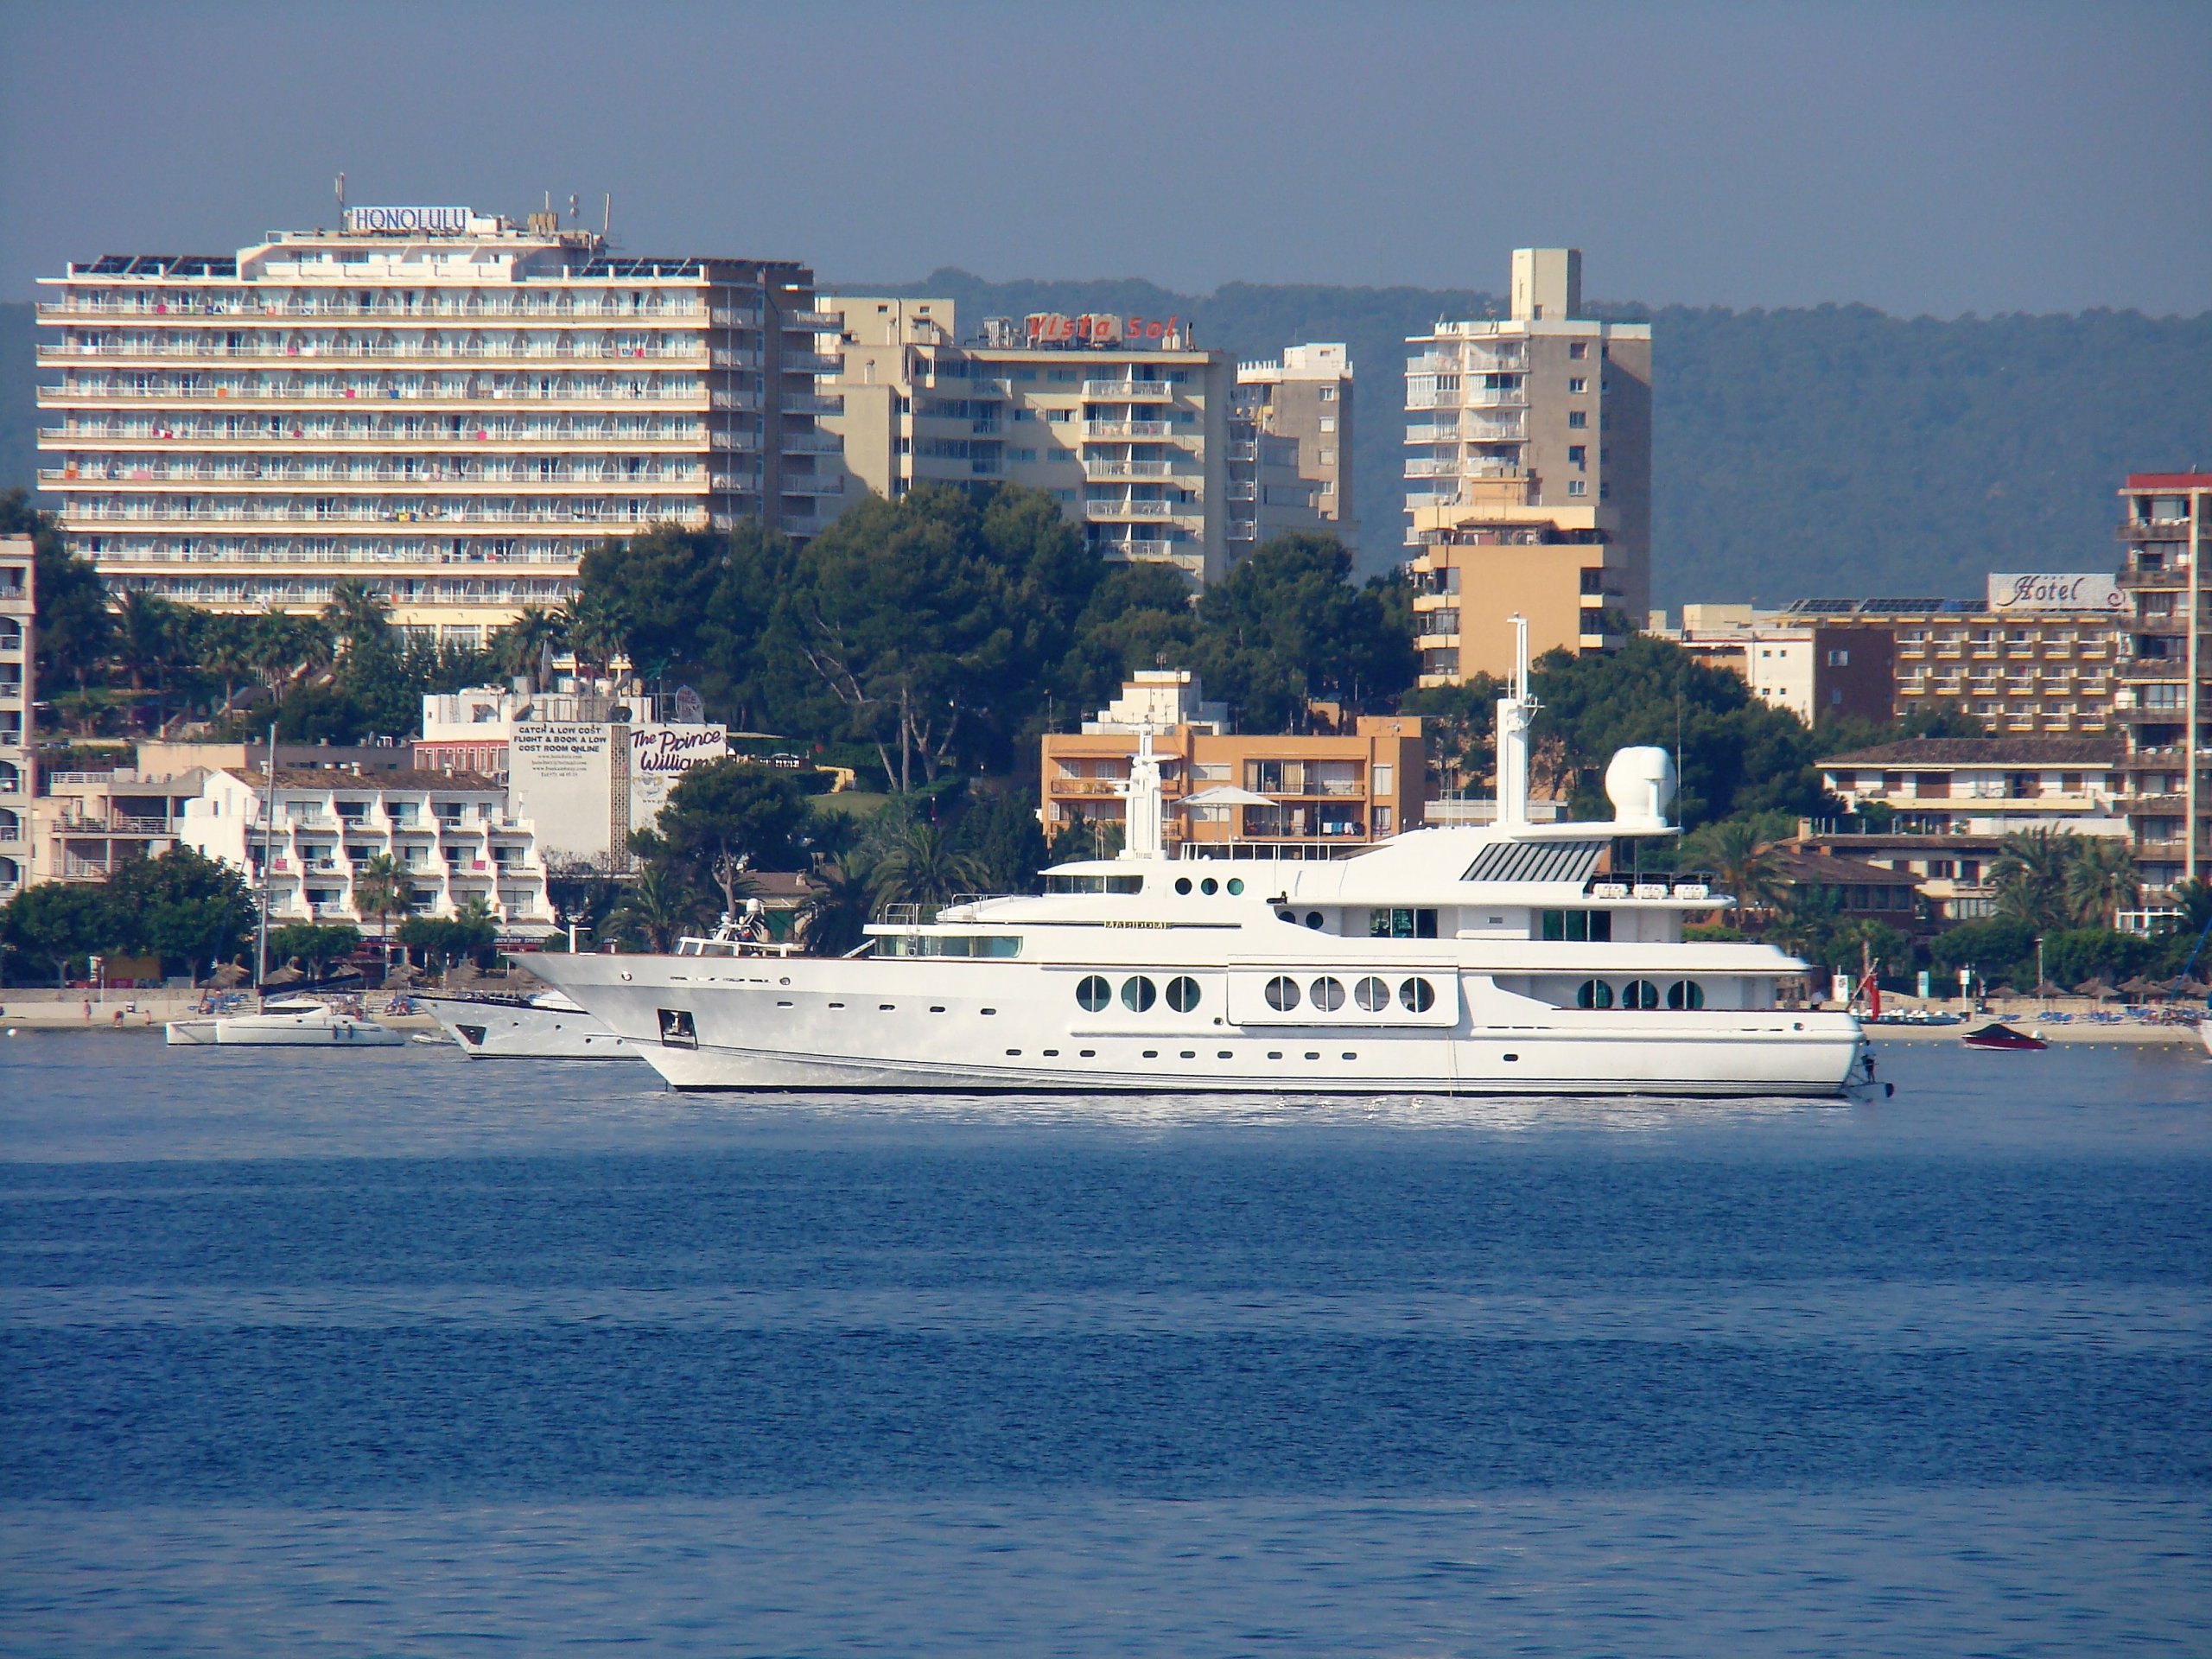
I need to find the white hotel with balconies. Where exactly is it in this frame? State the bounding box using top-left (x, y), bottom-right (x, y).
top-left (35, 206), bottom-right (840, 639)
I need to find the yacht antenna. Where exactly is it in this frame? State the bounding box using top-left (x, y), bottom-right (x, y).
top-left (1122, 725), bottom-right (1166, 860)
top-left (254, 721), bottom-right (275, 989)
top-left (1496, 614), bottom-right (1538, 828)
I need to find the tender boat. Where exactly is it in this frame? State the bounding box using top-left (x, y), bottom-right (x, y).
top-left (530, 626), bottom-right (1874, 1100)
top-left (1961, 1021), bottom-right (2047, 1052)
top-left (2196, 1019), bottom-right (2212, 1058)
top-left (166, 998), bottom-right (405, 1047)
top-left (421, 988), bottom-right (638, 1060)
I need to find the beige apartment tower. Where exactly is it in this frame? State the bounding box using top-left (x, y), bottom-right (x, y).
top-left (1404, 249), bottom-right (1652, 684)
top-left (1229, 343), bottom-right (1356, 556)
top-left (819, 297), bottom-right (1231, 582)
top-left (36, 207), bottom-right (833, 639)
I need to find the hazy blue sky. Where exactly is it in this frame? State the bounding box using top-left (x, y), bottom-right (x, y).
top-left (2, 0), bottom-right (2206, 314)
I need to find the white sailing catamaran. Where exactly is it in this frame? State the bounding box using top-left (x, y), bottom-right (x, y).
top-left (532, 625), bottom-right (1874, 1097)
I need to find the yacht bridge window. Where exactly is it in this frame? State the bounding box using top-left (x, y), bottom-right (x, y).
top-left (1368, 907), bottom-right (1439, 939)
top-left (876, 934), bottom-right (1021, 957)
top-left (1539, 909), bottom-right (1612, 942)
top-left (1046, 874), bottom-right (1144, 894)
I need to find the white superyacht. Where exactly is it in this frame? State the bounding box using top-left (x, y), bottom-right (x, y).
top-left (531, 647), bottom-right (1872, 1098)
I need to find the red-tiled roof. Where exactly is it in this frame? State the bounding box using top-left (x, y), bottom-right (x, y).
top-left (1816, 737), bottom-right (2120, 768)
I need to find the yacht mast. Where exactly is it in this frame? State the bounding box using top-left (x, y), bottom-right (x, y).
top-left (1495, 613), bottom-right (1537, 828)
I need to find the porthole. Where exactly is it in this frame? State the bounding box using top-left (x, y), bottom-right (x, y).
top-left (1668, 980), bottom-right (1706, 1010)
top-left (1143, 1049), bottom-right (1159, 1058)
top-left (1200, 877), bottom-right (1218, 896)
top-left (1305, 1051), bottom-right (1321, 1059)
top-left (1304, 911), bottom-right (1324, 930)
top-left (1310, 976), bottom-right (1346, 1012)
top-left (930, 1005), bottom-right (946, 1013)
top-left (1399, 977), bottom-right (1436, 1013)
top-left (1166, 975), bottom-right (1201, 1013)
top-left (1174, 876), bottom-right (1193, 895)
top-left (1341, 1051), bottom-right (1357, 1060)
top-left (1077, 975), bottom-right (1110, 1012)
top-left (1264, 975), bottom-right (1301, 1011)
top-left (1275, 909), bottom-right (1295, 923)
top-left (1576, 979), bottom-right (1614, 1010)
top-left (1079, 1048), bottom-right (1096, 1058)
top-left (879, 1003), bottom-right (895, 1011)
top-left (1006, 1048), bottom-right (1021, 1057)
top-left (1268, 1051), bottom-right (1283, 1060)
top-left (1624, 979), bottom-right (1660, 1010)
top-left (776, 999), bottom-right (793, 1007)
top-left (1226, 878), bottom-right (1244, 895)
top-left (1122, 976), bottom-right (1157, 1012)
top-left (1179, 1050), bottom-right (1196, 1059)
top-left (1354, 976), bottom-right (1390, 1012)
top-left (1503, 1052), bottom-right (1520, 1062)
top-left (1043, 1048), bottom-right (1059, 1057)
top-left (1217, 1050), bottom-right (1232, 1059)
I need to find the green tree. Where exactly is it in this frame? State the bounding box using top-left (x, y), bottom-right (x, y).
top-left (869, 818), bottom-right (987, 912)
top-left (611, 866), bottom-right (707, 952)
top-left (2064, 836), bottom-right (2140, 929)
top-left (267, 921), bottom-right (364, 981)
top-left (1677, 814), bottom-right (1790, 915)
top-left (105, 847), bottom-right (260, 975)
top-left (797, 861), bottom-right (875, 957)
top-left (1929, 918), bottom-right (2037, 986)
top-left (1989, 829), bottom-right (2074, 931)
top-left (491, 604), bottom-right (565, 679)
top-left (352, 853), bottom-right (416, 955)
top-left (957, 790), bottom-right (1051, 894)
top-left (0, 881), bottom-right (111, 984)
top-left (0, 491), bottom-right (112, 691)
top-left (321, 579), bottom-right (391, 656)
top-left (1191, 533), bottom-right (1415, 731)
top-left (633, 760), bottom-right (818, 892)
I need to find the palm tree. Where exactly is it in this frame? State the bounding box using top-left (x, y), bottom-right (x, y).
top-left (200, 614), bottom-right (256, 719)
top-left (2065, 836), bottom-right (2140, 929)
top-left (322, 580), bottom-right (391, 657)
top-left (113, 591), bottom-right (186, 730)
top-left (798, 862), bottom-right (875, 957)
top-left (1990, 828), bottom-right (2072, 930)
top-left (491, 605), bottom-right (565, 679)
top-left (1698, 818), bottom-right (1785, 916)
top-left (868, 820), bottom-right (987, 914)
top-left (612, 867), bottom-right (705, 954)
top-left (352, 853), bottom-right (416, 958)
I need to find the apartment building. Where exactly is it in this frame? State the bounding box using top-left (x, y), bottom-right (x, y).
top-left (2113, 471), bottom-right (2212, 892)
top-left (1229, 343), bottom-right (1356, 555)
top-left (1669, 606), bottom-right (1894, 724)
top-left (1039, 671), bottom-right (1426, 856)
top-left (0, 537), bottom-right (32, 896)
top-left (178, 766), bottom-right (552, 931)
top-left (36, 205), bottom-right (831, 639)
top-left (28, 767), bottom-right (205, 886)
top-left (1405, 249), bottom-right (1653, 683)
top-left (820, 297), bottom-right (1231, 582)
top-left (1776, 581), bottom-right (2121, 734)
top-left (1811, 735), bottom-right (2131, 921)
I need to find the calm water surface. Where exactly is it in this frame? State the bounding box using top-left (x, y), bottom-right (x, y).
top-left (1, 1033), bottom-right (2206, 1655)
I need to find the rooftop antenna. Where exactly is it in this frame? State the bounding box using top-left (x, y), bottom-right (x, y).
top-left (601, 193), bottom-right (612, 237)
top-left (334, 172), bottom-right (346, 215)
top-left (569, 193), bottom-right (579, 226)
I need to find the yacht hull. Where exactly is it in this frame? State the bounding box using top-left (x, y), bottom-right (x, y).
top-left (529, 955), bottom-right (1865, 1098)
top-left (422, 995), bottom-right (637, 1060)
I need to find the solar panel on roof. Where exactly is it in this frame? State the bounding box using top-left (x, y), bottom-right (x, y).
top-left (1461, 841), bottom-right (1605, 885)
top-left (1860, 598), bottom-right (1950, 612)
top-left (1789, 599), bottom-right (1860, 613)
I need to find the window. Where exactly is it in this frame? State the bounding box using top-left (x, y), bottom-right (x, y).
top-left (657, 1008), bottom-right (697, 1048)
top-left (1827, 649), bottom-right (1850, 666)
top-left (1568, 378), bottom-right (1586, 393)
top-left (1623, 979), bottom-right (1661, 1010)
top-left (1668, 980), bottom-right (1706, 1010)
top-left (1317, 385), bottom-right (1336, 400)
top-left (1310, 976), bottom-right (1346, 1012)
top-left (1319, 416), bottom-right (1337, 432)
top-left (1567, 411), bottom-right (1588, 429)
top-left (1567, 446), bottom-right (1586, 465)
top-left (1166, 976), bottom-right (1201, 1012)
top-left (1567, 480), bottom-right (1587, 497)
top-left (1369, 907), bottom-right (1439, 939)
top-left (1540, 910), bottom-right (1613, 942)
top-left (1399, 977), bottom-right (1436, 1013)
top-left (1568, 341), bottom-right (1589, 359)
top-left (1121, 976), bottom-right (1157, 1013)
top-left (1265, 975), bottom-right (1301, 1011)
top-left (1354, 976), bottom-right (1391, 1013)
top-left (1576, 979), bottom-right (1613, 1009)
top-left (1076, 975), bottom-right (1110, 1012)
top-left (1304, 912), bottom-right (1325, 930)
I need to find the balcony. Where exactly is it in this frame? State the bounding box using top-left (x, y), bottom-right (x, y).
top-left (1084, 420), bottom-right (1172, 440)
top-left (1084, 499), bottom-right (1176, 519)
top-left (1083, 460), bottom-right (1183, 480)
top-left (2118, 519), bottom-right (2195, 542)
top-left (1081, 380), bottom-right (1173, 400)
top-left (781, 393), bottom-right (842, 416)
top-left (1099, 538), bottom-right (1175, 561)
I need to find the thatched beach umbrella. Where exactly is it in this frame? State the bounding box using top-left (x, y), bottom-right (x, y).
top-left (210, 962), bottom-right (250, 988)
top-left (2120, 974), bottom-right (2157, 999)
top-left (263, 963), bottom-right (304, 987)
top-left (2075, 977), bottom-right (2117, 1002)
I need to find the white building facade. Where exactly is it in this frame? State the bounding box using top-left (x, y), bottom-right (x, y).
top-left (0, 537), bottom-right (31, 896)
top-left (36, 206), bottom-right (831, 638)
top-left (179, 766), bottom-right (553, 932)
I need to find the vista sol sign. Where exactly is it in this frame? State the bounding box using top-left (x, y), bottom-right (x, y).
top-left (342, 205), bottom-right (470, 235)
top-left (1024, 312), bottom-right (1183, 346)
top-left (1986, 573), bottom-right (2124, 613)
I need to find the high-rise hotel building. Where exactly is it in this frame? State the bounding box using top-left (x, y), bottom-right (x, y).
top-left (1228, 343), bottom-right (1357, 556)
top-left (1403, 249), bottom-right (1652, 683)
top-left (819, 296), bottom-right (1230, 582)
top-left (35, 206), bottom-right (836, 638)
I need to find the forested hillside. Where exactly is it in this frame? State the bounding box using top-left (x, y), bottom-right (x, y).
top-left (6, 285), bottom-right (2207, 604)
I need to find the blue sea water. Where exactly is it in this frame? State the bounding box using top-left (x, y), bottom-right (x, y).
top-left (0, 1032), bottom-right (2206, 1656)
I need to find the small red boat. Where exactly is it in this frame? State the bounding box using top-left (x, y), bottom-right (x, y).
top-left (1961, 1021), bottom-right (2048, 1052)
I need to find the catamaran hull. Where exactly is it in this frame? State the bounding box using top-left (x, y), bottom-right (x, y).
top-left (528, 957), bottom-right (1866, 1098)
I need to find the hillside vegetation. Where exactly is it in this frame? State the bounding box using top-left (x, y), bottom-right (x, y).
top-left (6, 284), bottom-right (2207, 603)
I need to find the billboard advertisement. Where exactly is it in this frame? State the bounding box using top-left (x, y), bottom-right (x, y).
top-left (509, 722), bottom-right (728, 866)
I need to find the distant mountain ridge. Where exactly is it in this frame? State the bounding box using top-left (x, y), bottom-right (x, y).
top-left (7, 281), bottom-right (2208, 605)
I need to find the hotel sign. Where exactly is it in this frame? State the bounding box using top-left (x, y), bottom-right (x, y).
top-left (1986, 573), bottom-right (2123, 613)
top-left (1024, 312), bottom-right (1183, 346)
top-left (342, 205), bottom-right (470, 235)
